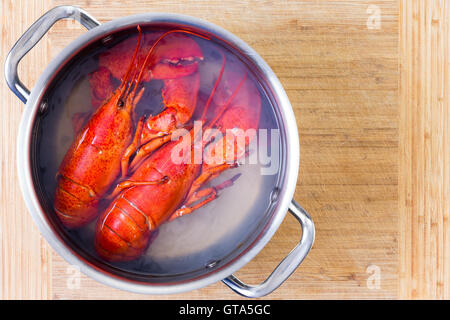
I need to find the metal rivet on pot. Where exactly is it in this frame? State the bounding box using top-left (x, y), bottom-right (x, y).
top-left (101, 35), bottom-right (114, 45)
top-left (39, 101), bottom-right (48, 115)
top-left (270, 187), bottom-right (280, 203)
top-left (205, 260), bottom-right (219, 269)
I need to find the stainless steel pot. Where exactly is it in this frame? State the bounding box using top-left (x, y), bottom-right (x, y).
top-left (5, 6), bottom-right (314, 298)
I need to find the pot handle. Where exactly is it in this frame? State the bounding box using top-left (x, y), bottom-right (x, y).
top-left (222, 200), bottom-right (315, 298)
top-left (4, 6), bottom-right (100, 104)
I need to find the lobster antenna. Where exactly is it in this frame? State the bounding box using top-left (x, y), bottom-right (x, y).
top-left (123, 61), bottom-right (139, 99)
top-left (199, 51), bottom-right (226, 122)
top-left (129, 29), bottom-right (210, 102)
top-left (206, 72), bottom-right (247, 131)
top-left (118, 25), bottom-right (142, 98)
top-left (193, 72), bottom-right (247, 147)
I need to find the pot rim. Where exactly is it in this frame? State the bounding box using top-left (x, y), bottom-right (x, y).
top-left (17, 12), bottom-right (300, 295)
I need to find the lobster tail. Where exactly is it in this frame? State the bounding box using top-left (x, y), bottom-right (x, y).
top-left (94, 172), bottom-right (167, 261)
top-left (54, 174), bottom-right (99, 228)
top-left (95, 197), bottom-right (151, 261)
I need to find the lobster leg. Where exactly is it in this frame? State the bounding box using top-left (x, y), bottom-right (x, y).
top-left (185, 162), bottom-right (239, 199)
top-left (129, 127), bottom-right (189, 172)
top-left (128, 134), bottom-right (173, 171)
top-left (170, 188), bottom-right (218, 220)
top-left (121, 116), bottom-right (145, 177)
top-left (108, 176), bottom-right (168, 199)
top-left (168, 170), bottom-right (241, 222)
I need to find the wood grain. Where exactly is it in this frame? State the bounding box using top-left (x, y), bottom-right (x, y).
top-left (0, 0), bottom-right (446, 300)
top-left (49, 0), bottom-right (399, 300)
top-left (0, 0), bottom-right (53, 300)
top-left (399, 0), bottom-right (450, 299)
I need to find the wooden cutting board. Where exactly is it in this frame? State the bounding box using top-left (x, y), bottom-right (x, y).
top-left (1, 0), bottom-right (448, 299)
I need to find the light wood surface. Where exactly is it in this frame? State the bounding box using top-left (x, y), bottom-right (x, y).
top-left (399, 0), bottom-right (449, 299)
top-left (0, 0), bottom-right (448, 299)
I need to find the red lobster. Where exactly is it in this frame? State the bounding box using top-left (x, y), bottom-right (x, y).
top-left (73, 31), bottom-right (203, 135)
top-left (86, 30), bottom-right (205, 176)
top-left (54, 27), bottom-right (205, 228)
top-left (94, 57), bottom-right (262, 261)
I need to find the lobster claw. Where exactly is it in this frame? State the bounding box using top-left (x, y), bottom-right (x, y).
top-left (88, 32), bottom-right (203, 111)
top-left (149, 33), bottom-right (204, 80)
top-left (98, 32), bottom-right (203, 81)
